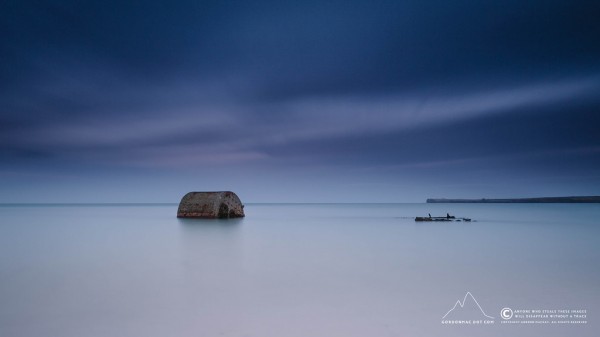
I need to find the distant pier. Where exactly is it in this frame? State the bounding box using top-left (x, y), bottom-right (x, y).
top-left (426, 196), bottom-right (600, 203)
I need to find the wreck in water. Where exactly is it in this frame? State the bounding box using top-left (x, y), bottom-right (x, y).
top-left (177, 191), bottom-right (245, 219)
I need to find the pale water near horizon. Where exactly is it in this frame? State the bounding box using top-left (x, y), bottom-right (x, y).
top-left (0, 203), bottom-right (598, 336)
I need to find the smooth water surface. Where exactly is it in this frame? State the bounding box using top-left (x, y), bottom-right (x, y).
top-left (0, 203), bottom-right (598, 336)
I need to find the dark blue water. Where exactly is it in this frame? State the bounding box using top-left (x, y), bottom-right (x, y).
top-left (0, 203), bottom-right (598, 336)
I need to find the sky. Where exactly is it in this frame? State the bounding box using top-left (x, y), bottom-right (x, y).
top-left (1, 0), bottom-right (600, 202)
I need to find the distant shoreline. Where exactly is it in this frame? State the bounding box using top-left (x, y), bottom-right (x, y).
top-left (427, 196), bottom-right (600, 203)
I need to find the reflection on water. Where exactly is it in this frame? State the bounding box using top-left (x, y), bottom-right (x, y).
top-left (177, 217), bottom-right (245, 227)
top-left (0, 203), bottom-right (598, 337)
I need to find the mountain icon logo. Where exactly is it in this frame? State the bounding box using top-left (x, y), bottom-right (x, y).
top-left (442, 292), bottom-right (495, 320)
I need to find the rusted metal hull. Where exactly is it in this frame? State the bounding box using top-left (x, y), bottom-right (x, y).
top-left (177, 191), bottom-right (245, 218)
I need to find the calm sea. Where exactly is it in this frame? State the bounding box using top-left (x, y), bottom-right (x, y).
top-left (0, 203), bottom-right (598, 337)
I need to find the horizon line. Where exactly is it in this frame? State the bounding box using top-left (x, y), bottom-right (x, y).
top-left (0, 202), bottom-right (427, 206)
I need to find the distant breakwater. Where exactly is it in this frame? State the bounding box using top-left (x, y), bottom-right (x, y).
top-left (427, 196), bottom-right (600, 203)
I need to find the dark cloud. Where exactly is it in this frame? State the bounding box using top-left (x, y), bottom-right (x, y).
top-left (4, 1), bottom-right (599, 90)
top-left (1, 0), bottom-right (599, 201)
top-left (257, 86), bottom-right (600, 165)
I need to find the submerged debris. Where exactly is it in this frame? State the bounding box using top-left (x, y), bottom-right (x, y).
top-left (415, 213), bottom-right (471, 222)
